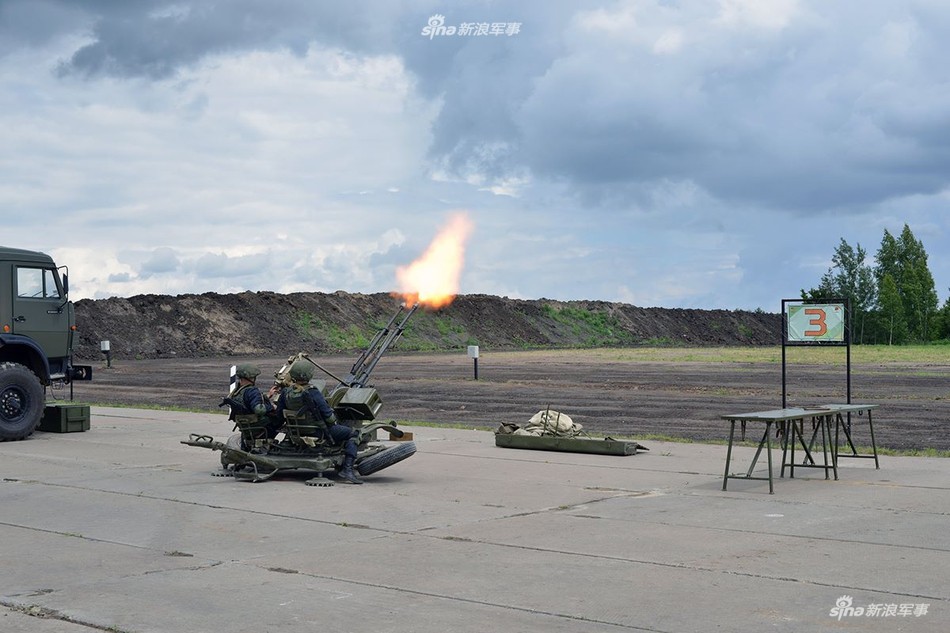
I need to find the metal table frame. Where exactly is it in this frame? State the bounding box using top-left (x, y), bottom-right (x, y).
top-left (828, 403), bottom-right (880, 468)
top-left (721, 408), bottom-right (814, 494)
top-left (781, 404), bottom-right (880, 476)
top-left (781, 408), bottom-right (837, 480)
top-left (720, 404), bottom-right (880, 494)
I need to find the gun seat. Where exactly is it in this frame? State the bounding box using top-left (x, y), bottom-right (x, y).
top-left (233, 414), bottom-right (270, 448)
top-left (282, 412), bottom-right (329, 448)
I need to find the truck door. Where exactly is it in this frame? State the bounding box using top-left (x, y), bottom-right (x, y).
top-left (11, 265), bottom-right (69, 359)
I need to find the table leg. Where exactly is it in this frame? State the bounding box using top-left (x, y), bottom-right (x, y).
top-left (834, 409), bottom-right (880, 469)
top-left (723, 420), bottom-right (736, 491)
top-left (868, 410), bottom-right (880, 469)
top-left (748, 426), bottom-right (770, 477)
top-left (780, 420), bottom-right (789, 478)
top-left (817, 414), bottom-right (834, 480)
top-left (828, 414), bottom-right (838, 479)
top-left (788, 419), bottom-right (798, 478)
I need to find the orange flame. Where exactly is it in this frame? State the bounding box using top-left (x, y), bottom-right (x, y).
top-left (394, 212), bottom-right (474, 309)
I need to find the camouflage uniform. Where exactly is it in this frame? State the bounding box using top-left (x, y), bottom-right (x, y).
top-left (222, 364), bottom-right (278, 446)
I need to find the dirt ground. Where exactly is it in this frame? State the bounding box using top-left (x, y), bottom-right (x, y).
top-left (64, 349), bottom-right (949, 452)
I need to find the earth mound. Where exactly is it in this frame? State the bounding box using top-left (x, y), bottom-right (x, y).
top-left (73, 291), bottom-right (781, 360)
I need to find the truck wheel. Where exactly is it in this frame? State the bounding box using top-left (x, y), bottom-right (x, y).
top-left (356, 441), bottom-right (416, 476)
top-left (0, 362), bottom-right (45, 441)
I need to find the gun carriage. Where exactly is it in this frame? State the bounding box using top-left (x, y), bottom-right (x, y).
top-left (183, 303), bottom-right (418, 486)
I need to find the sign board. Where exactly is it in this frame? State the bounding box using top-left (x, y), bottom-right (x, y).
top-left (786, 303), bottom-right (845, 343)
top-left (467, 345), bottom-right (479, 359)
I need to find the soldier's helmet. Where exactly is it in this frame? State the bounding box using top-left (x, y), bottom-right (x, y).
top-left (288, 360), bottom-right (314, 383)
top-left (235, 364), bottom-right (261, 380)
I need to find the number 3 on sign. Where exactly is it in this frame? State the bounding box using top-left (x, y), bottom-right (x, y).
top-left (787, 304), bottom-right (845, 343)
top-left (804, 308), bottom-right (827, 337)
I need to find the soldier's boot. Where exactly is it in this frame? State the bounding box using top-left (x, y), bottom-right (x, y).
top-left (339, 456), bottom-right (363, 485)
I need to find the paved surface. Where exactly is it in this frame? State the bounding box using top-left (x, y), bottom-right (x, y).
top-left (1, 407), bottom-right (948, 633)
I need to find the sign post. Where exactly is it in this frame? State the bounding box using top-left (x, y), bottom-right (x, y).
top-left (467, 345), bottom-right (479, 380)
top-left (781, 299), bottom-right (851, 408)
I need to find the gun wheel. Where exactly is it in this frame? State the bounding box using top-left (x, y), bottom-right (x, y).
top-left (220, 433), bottom-right (244, 468)
top-left (356, 441), bottom-right (417, 476)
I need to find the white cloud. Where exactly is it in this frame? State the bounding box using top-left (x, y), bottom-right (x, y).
top-left (653, 29), bottom-right (685, 55)
top-left (2, 0), bottom-right (950, 310)
top-left (2, 37), bottom-right (438, 299)
top-left (715, 0), bottom-right (800, 30)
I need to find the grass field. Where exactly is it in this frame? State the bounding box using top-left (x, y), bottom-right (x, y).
top-left (529, 344), bottom-right (950, 365)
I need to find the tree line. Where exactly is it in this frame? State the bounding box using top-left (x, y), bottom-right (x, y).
top-left (802, 224), bottom-right (950, 344)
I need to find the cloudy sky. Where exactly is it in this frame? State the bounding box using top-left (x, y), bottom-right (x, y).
top-left (2, 0), bottom-right (948, 310)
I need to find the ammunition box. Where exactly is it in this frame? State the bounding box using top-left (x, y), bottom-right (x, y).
top-left (39, 403), bottom-right (91, 433)
top-left (337, 387), bottom-right (383, 420)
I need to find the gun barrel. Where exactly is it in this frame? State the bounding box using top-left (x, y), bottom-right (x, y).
top-left (181, 435), bottom-right (281, 470)
top-left (348, 309), bottom-right (401, 376)
top-left (344, 303), bottom-right (418, 387)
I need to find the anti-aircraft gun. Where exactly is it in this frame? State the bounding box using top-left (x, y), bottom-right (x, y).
top-left (273, 302), bottom-right (419, 425)
top-left (182, 302), bottom-right (419, 485)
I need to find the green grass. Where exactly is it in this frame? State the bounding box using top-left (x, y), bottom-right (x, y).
top-left (323, 323), bottom-right (371, 350)
top-left (540, 305), bottom-right (640, 346)
top-left (550, 344), bottom-right (950, 365)
top-left (292, 311), bottom-right (374, 350)
top-left (292, 310), bottom-right (316, 335)
top-left (395, 310), bottom-right (470, 351)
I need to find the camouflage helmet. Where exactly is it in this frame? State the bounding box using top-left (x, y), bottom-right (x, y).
top-left (288, 360), bottom-right (314, 383)
top-left (235, 364), bottom-right (261, 380)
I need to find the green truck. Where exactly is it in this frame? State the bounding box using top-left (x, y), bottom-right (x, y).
top-left (0, 246), bottom-right (92, 440)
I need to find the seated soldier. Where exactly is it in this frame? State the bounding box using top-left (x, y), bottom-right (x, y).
top-left (275, 360), bottom-right (363, 484)
top-left (221, 364), bottom-right (278, 449)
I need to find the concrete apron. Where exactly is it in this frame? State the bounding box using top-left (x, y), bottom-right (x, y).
top-left (0, 407), bottom-right (947, 633)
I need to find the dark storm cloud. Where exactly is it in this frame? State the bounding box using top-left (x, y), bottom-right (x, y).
top-left (509, 1), bottom-right (950, 213)
top-left (18, 0), bottom-right (950, 215)
top-left (0, 0), bottom-right (88, 53)
top-left (36, 0), bottom-right (420, 78)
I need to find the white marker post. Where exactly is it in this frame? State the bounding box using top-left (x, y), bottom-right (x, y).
top-left (467, 345), bottom-right (479, 380)
top-left (228, 365), bottom-right (237, 415)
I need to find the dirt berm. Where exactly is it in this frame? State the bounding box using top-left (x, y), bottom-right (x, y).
top-left (73, 291), bottom-right (780, 360)
top-left (68, 292), bottom-right (949, 452)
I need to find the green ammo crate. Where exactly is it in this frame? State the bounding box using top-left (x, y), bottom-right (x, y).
top-left (39, 403), bottom-right (91, 433)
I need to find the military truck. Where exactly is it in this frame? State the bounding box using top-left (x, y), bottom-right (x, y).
top-left (0, 246), bottom-right (92, 441)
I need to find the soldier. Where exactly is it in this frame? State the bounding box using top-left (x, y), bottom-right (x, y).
top-left (221, 364), bottom-right (278, 448)
top-left (275, 360), bottom-right (364, 484)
